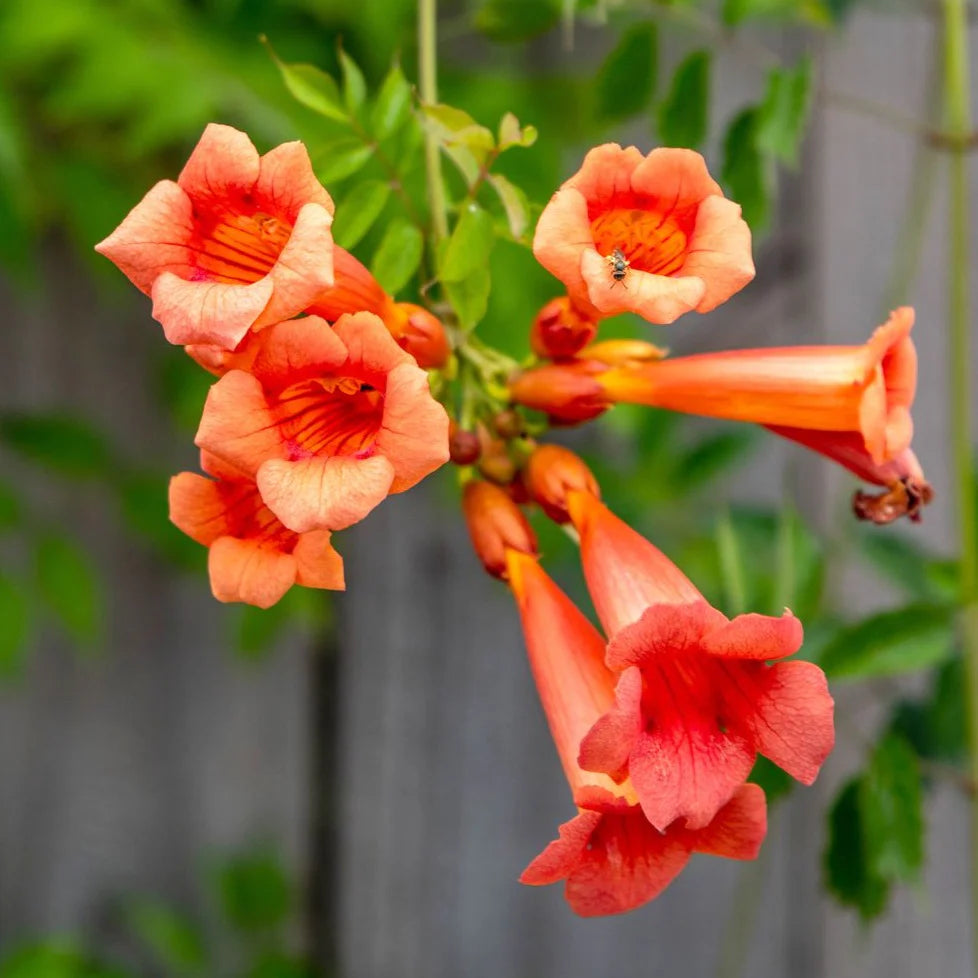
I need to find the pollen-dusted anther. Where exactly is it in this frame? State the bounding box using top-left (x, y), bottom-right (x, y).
top-left (449, 424), bottom-right (482, 466)
top-left (95, 123), bottom-right (335, 350)
top-left (508, 361), bottom-right (612, 424)
top-left (524, 444), bottom-right (600, 524)
top-left (853, 477), bottom-right (935, 525)
top-left (462, 480), bottom-right (537, 579)
top-left (531, 296), bottom-right (600, 360)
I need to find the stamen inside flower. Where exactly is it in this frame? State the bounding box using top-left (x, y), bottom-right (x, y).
top-left (192, 211), bottom-right (293, 284)
top-left (273, 378), bottom-right (385, 460)
top-left (590, 208), bottom-right (692, 277)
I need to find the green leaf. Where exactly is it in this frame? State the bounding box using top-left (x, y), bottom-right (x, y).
top-left (497, 112), bottom-right (537, 151)
top-left (756, 57), bottom-right (814, 166)
top-left (370, 219), bottom-right (423, 294)
top-left (722, 107), bottom-right (772, 230)
top-left (0, 575), bottom-right (30, 679)
top-left (854, 528), bottom-right (946, 601)
top-left (338, 48), bottom-right (366, 114)
top-left (824, 778), bottom-right (890, 920)
top-left (263, 40), bottom-right (348, 123)
top-left (487, 173), bottom-right (531, 240)
top-left (444, 269), bottom-right (491, 331)
top-left (156, 349), bottom-right (213, 434)
top-left (818, 603), bottom-right (956, 680)
top-left (124, 900), bottom-right (206, 976)
top-left (748, 755), bottom-right (794, 805)
top-left (314, 139), bottom-right (375, 185)
top-left (675, 429), bottom-right (758, 492)
top-left (860, 733), bottom-right (924, 883)
top-left (370, 63), bottom-right (413, 140)
top-left (332, 180), bottom-right (391, 250)
top-left (35, 533), bottom-right (103, 648)
top-left (0, 413), bottom-right (115, 480)
top-left (475, 0), bottom-right (562, 41)
top-left (723, 0), bottom-right (833, 25)
top-left (216, 850), bottom-right (291, 933)
top-left (595, 22), bottom-right (658, 121)
top-left (657, 50), bottom-right (710, 149)
top-left (0, 943), bottom-right (118, 978)
top-left (248, 952), bottom-right (314, 978)
top-left (420, 103), bottom-right (495, 184)
top-left (440, 203), bottom-right (495, 282)
top-left (0, 480), bottom-right (22, 530)
top-left (116, 472), bottom-right (201, 572)
top-left (889, 656), bottom-right (967, 764)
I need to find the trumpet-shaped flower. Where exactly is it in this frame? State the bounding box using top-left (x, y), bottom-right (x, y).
top-left (567, 491), bottom-right (834, 831)
top-left (530, 296), bottom-right (599, 360)
top-left (169, 453), bottom-right (344, 608)
top-left (195, 312), bottom-right (449, 533)
top-left (507, 549), bottom-right (766, 916)
top-left (462, 480), bottom-right (538, 579)
top-left (95, 124), bottom-right (335, 350)
top-left (533, 144), bottom-right (754, 324)
top-left (599, 307), bottom-right (917, 465)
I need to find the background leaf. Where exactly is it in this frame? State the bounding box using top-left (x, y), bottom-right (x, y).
top-left (594, 22), bottom-right (657, 122)
top-left (371, 218), bottom-right (423, 294)
top-left (657, 50), bottom-right (710, 149)
top-left (35, 533), bottom-right (103, 649)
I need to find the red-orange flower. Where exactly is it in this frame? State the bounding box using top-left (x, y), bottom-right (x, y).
top-left (599, 307), bottom-right (917, 465)
top-left (195, 312), bottom-right (449, 533)
top-left (169, 452), bottom-right (344, 608)
top-left (567, 491), bottom-right (834, 831)
top-left (95, 124), bottom-right (335, 350)
top-left (533, 144), bottom-right (754, 325)
top-left (507, 360), bottom-right (612, 424)
top-left (523, 443), bottom-right (600, 523)
top-left (507, 549), bottom-right (766, 916)
top-left (530, 296), bottom-right (599, 360)
top-left (462, 480), bottom-right (537, 579)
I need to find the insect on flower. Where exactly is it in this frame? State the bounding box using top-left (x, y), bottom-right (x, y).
top-left (605, 247), bottom-right (631, 289)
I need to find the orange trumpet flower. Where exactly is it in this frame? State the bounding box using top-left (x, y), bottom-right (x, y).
top-left (599, 307), bottom-right (917, 465)
top-left (533, 144), bottom-right (754, 325)
top-left (567, 491), bottom-right (834, 832)
top-left (462, 480), bottom-right (537, 579)
top-left (195, 312), bottom-right (449, 533)
top-left (506, 548), bottom-right (766, 916)
top-left (169, 452), bottom-right (344, 608)
top-left (530, 296), bottom-right (599, 360)
top-left (95, 124), bottom-right (335, 350)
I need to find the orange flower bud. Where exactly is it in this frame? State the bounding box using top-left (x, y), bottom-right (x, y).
top-left (582, 338), bottom-right (668, 367)
top-left (388, 302), bottom-right (451, 369)
top-left (448, 423), bottom-right (482, 465)
top-left (508, 361), bottom-right (611, 424)
top-left (462, 480), bottom-right (537, 578)
top-left (524, 444), bottom-right (600, 523)
top-left (531, 296), bottom-right (599, 360)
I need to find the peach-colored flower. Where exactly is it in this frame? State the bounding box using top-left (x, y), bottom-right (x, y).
top-left (195, 312), bottom-right (449, 533)
top-left (598, 307), bottom-right (917, 465)
top-left (95, 124), bottom-right (335, 350)
top-left (462, 480), bottom-right (537, 578)
top-left (507, 549), bottom-right (766, 916)
top-left (533, 144), bottom-right (754, 324)
top-left (522, 444), bottom-right (600, 523)
top-left (169, 452), bottom-right (344, 608)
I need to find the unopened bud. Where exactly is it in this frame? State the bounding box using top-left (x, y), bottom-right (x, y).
top-left (449, 423), bottom-right (482, 465)
top-left (508, 362), bottom-right (611, 424)
top-left (493, 409), bottom-right (524, 440)
top-left (389, 302), bottom-right (451, 369)
top-left (524, 444), bottom-right (600, 523)
top-left (582, 338), bottom-right (668, 367)
top-left (462, 480), bottom-right (537, 579)
top-left (531, 296), bottom-right (599, 360)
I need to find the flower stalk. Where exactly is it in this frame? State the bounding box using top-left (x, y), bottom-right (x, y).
top-left (418, 0), bottom-right (448, 243)
top-left (942, 1), bottom-right (978, 973)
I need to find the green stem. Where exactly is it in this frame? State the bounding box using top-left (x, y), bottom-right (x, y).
top-left (943, 2), bottom-right (978, 974)
top-left (418, 0), bottom-right (449, 243)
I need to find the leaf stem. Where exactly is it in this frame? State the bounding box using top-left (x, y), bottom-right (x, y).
top-left (418, 0), bottom-right (449, 243)
top-left (942, 1), bottom-right (978, 974)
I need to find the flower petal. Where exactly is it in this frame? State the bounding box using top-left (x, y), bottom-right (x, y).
top-left (679, 196), bottom-right (755, 313)
top-left (293, 530), bottom-right (346, 590)
top-left (581, 249), bottom-right (706, 323)
top-left (168, 472), bottom-right (233, 546)
top-left (332, 311), bottom-right (412, 380)
top-left (177, 123), bottom-right (261, 204)
top-left (629, 147), bottom-right (723, 208)
top-left (257, 454), bottom-right (395, 532)
top-left (689, 783), bottom-right (767, 860)
top-left (377, 362), bottom-right (450, 493)
top-left (207, 536), bottom-right (296, 608)
top-left (532, 187), bottom-right (600, 316)
top-left (563, 143), bottom-right (645, 203)
top-left (700, 610), bottom-right (803, 661)
top-left (520, 810), bottom-right (601, 886)
top-left (255, 140), bottom-right (335, 221)
top-left (249, 315), bottom-right (349, 391)
top-left (94, 181), bottom-right (195, 294)
top-left (578, 665), bottom-right (643, 781)
top-left (151, 272), bottom-right (275, 349)
top-left (195, 370), bottom-right (282, 476)
top-left (605, 601), bottom-right (728, 670)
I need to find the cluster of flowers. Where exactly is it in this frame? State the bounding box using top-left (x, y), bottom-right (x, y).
top-left (96, 124), bottom-right (451, 607)
top-left (97, 126), bottom-right (927, 916)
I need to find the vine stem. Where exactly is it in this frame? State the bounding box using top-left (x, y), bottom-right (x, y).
top-left (942, 1), bottom-right (978, 974)
top-left (418, 0), bottom-right (448, 243)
